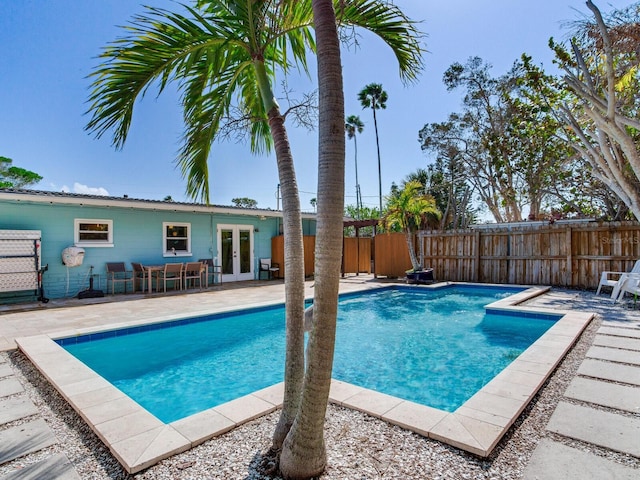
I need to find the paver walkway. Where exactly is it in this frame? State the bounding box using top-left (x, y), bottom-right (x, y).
top-left (523, 300), bottom-right (640, 480)
top-left (0, 352), bottom-right (79, 480)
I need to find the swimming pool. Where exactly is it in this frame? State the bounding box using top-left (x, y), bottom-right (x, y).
top-left (58, 285), bottom-right (555, 423)
top-left (16, 282), bottom-right (594, 472)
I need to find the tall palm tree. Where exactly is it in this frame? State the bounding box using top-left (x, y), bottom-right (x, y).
top-left (358, 83), bottom-right (388, 214)
top-left (280, 2), bottom-right (424, 478)
top-left (85, 0), bottom-right (312, 448)
top-left (345, 115), bottom-right (364, 217)
top-left (381, 180), bottom-right (441, 272)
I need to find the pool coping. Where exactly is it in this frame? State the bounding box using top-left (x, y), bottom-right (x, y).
top-left (15, 283), bottom-right (594, 473)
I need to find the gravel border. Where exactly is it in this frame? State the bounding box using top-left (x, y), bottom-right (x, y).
top-left (5, 311), bottom-right (639, 479)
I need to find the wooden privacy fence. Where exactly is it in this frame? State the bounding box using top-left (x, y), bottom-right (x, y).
top-left (272, 221), bottom-right (640, 289)
top-left (411, 221), bottom-right (640, 289)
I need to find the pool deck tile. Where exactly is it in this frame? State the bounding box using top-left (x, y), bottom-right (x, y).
top-left (429, 412), bottom-right (503, 457)
top-left (481, 377), bottom-right (539, 402)
top-left (93, 409), bottom-right (164, 447)
top-left (339, 388), bottom-right (404, 417)
top-left (171, 409), bottom-right (236, 446)
top-left (67, 383), bottom-right (127, 410)
top-left (81, 395), bottom-right (145, 426)
top-left (251, 382), bottom-right (285, 406)
top-left (110, 424), bottom-right (191, 474)
top-left (586, 345), bottom-right (640, 365)
top-left (382, 401), bottom-right (448, 437)
top-left (328, 379), bottom-right (365, 404)
top-left (213, 393), bottom-right (278, 425)
top-left (461, 390), bottom-right (524, 424)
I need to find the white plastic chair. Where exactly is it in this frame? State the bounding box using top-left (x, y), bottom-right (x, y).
top-left (596, 260), bottom-right (640, 295)
top-left (612, 273), bottom-right (640, 303)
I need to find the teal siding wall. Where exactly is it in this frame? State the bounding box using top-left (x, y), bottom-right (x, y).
top-left (0, 200), bottom-right (291, 300)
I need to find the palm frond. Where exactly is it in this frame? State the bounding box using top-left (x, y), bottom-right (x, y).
top-left (336, 0), bottom-right (425, 83)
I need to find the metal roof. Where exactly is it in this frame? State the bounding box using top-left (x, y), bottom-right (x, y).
top-left (0, 188), bottom-right (318, 219)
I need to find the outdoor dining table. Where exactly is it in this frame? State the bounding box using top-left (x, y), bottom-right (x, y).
top-left (143, 265), bottom-right (164, 293)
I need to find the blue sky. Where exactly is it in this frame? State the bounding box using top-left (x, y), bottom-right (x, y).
top-left (1, 1), bottom-right (631, 212)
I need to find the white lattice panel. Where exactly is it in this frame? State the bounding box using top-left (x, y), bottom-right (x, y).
top-left (0, 272), bottom-right (38, 292)
top-left (0, 239), bottom-right (36, 256)
top-left (0, 257), bottom-right (36, 274)
top-left (0, 230), bottom-right (42, 294)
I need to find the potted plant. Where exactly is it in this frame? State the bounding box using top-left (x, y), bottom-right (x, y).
top-left (380, 180), bottom-right (441, 284)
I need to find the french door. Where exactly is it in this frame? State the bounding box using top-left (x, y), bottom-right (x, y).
top-left (217, 224), bottom-right (254, 282)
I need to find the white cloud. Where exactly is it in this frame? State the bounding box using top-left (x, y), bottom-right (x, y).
top-left (61, 182), bottom-right (110, 196)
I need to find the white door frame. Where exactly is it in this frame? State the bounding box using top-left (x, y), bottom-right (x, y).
top-left (217, 224), bottom-right (254, 282)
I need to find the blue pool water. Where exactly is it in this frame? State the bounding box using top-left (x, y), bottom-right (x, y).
top-left (59, 285), bottom-right (558, 423)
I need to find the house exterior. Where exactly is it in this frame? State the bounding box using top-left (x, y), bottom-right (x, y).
top-left (0, 189), bottom-right (316, 301)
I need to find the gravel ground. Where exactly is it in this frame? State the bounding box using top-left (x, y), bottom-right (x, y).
top-left (4, 312), bottom-right (633, 480)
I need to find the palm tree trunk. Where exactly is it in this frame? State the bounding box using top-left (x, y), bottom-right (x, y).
top-left (254, 62), bottom-right (306, 449)
top-left (373, 105), bottom-right (383, 214)
top-left (353, 134), bottom-right (361, 216)
top-left (405, 231), bottom-right (420, 271)
top-left (279, 0), bottom-right (344, 477)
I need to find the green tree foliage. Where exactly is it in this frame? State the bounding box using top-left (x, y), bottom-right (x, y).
top-left (517, 54), bottom-right (628, 220)
top-left (543, 0), bottom-right (640, 220)
top-left (420, 56), bottom-right (580, 223)
top-left (231, 197), bottom-right (258, 208)
top-left (380, 180), bottom-right (440, 271)
top-left (0, 156), bottom-right (42, 189)
top-left (403, 166), bottom-right (476, 229)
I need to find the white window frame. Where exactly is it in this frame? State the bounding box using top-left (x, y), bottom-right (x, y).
top-left (163, 222), bottom-right (192, 257)
top-left (74, 219), bottom-right (114, 247)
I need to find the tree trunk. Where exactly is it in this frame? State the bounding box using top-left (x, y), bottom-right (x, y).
top-left (279, 0), bottom-right (344, 477)
top-left (405, 231), bottom-right (420, 270)
top-left (266, 111), bottom-right (306, 450)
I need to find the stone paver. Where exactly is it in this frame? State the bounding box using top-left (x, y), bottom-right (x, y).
top-left (0, 397), bottom-right (38, 426)
top-left (0, 454), bottom-right (80, 480)
top-left (578, 358), bottom-right (640, 386)
top-left (598, 326), bottom-right (640, 339)
top-left (0, 378), bottom-right (23, 398)
top-left (587, 345), bottom-right (640, 366)
top-left (593, 334), bottom-right (640, 351)
top-left (0, 419), bottom-right (56, 465)
top-left (0, 364), bottom-right (12, 379)
top-left (523, 438), bottom-right (639, 480)
top-left (564, 376), bottom-right (640, 413)
top-left (546, 402), bottom-right (640, 457)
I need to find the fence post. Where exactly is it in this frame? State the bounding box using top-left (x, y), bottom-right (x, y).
top-left (475, 230), bottom-right (481, 282)
top-left (565, 226), bottom-right (572, 286)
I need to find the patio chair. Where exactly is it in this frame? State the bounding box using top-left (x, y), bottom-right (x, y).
top-left (183, 261), bottom-right (204, 289)
top-left (259, 258), bottom-right (280, 280)
top-left (612, 273), bottom-right (640, 302)
top-left (131, 262), bottom-right (147, 293)
top-left (199, 258), bottom-right (222, 286)
top-left (596, 259), bottom-right (640, 295)
top-left (105, 262), bottom-right (133, 294)
top-left (155, 263), bottom-right (183, 293)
